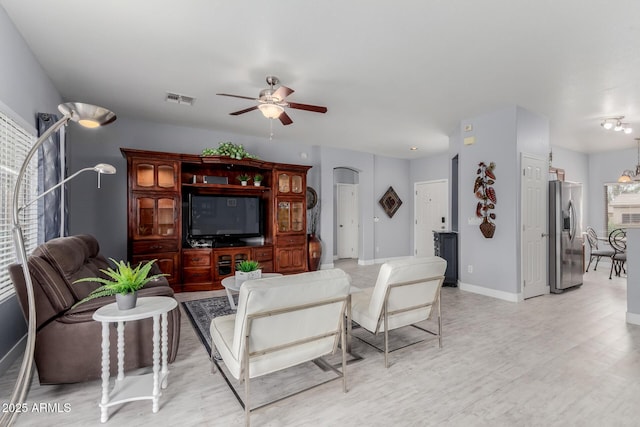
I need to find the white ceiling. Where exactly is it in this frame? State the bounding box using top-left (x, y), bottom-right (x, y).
top-left (3, 0), bottom-right (640, 159)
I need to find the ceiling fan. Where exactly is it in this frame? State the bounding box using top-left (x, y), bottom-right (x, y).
top-left (217, 76), bottom-right (327, 126)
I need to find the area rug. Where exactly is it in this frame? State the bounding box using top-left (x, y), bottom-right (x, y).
top-left (181, 296), bottom-right (234, 356)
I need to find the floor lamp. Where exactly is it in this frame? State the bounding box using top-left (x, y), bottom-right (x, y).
top-left (1, 102), bottom-right (116, 427)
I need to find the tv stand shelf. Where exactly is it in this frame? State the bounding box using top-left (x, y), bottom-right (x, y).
top-left (182, 183), bottom-right (270, 195)
top-left (121, 148), bottom-right (311, 292)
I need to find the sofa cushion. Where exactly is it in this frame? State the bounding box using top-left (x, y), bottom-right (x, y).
top-left (34, 234), bottom-right (110, 300)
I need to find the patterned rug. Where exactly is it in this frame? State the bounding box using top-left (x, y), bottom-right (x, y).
top-left (181, 296), bottom-right (234, 356)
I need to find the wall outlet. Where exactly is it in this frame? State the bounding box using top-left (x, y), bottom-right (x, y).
top-left (467, 265), bottom-right (473, 273)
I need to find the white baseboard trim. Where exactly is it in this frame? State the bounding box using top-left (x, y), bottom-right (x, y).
top-left (358, 259), bottom-right (375, 266)
top-left (0, 334), bottom-right (26, 377)
top-left (458, 281), bottom-right (522, 303)
top-left (320, 262), bottom-right (335, 270)
top-left (373, 256), bottom-right (409, 264)
top-left (626, 312), bottom-right (640, 326)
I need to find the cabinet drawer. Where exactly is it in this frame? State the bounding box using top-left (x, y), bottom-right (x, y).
top-left (182, 250), bottom-right (212, 267)
top-left (133, 240), bottom-right (178, 254)
top-left (252, 246), bottom-right (273, 261)
top-left (182, 268), bottom-right (212, 284)
top-left (276, 235), bottom-right (306, 247)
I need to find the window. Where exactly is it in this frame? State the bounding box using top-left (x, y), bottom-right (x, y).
top-left (604, 182), bottom-right (640, 234)
top-left (0, 108), bottom-right (37, 302)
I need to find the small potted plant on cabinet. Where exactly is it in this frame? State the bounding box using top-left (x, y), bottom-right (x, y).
top-left (237, 174), bottom-right (250, 186)
top-left (235, 260), bottom-right (262, 286)
top-left (253, 173), bottom-right (263, 187)
top-left (73, 259), bottom-right (166, 310)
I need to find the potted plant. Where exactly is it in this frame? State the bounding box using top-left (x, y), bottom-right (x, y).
top-left (237, 174), bottom-right (250, 186)
top-left (253, 173), bottom-right (263, 186)
top-left (73, 258), bottom-right (167, 310)
top-left (235, 259), bottom-right (261, 286)
top-left (474, 161), bottom-right (497, 238)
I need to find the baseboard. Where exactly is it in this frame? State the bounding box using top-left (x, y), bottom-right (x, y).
top-left (0, 334), bottom-right (26, 377)
top-left (358, 259), bottom-right (375, 266)
top-left (320, 262), bottom-right (335, 270)
top-left (626, 312), bottom-right (640, 326)
top-left (458, 281), bottom-right (522, 302)
top-left (372, 256), bottom-right (408, 264)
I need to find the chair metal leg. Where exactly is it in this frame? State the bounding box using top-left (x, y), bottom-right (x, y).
top-left (244, 335), bottom-right (251, 427)
top-left (437, 295), bottom-right (442, 349)
top-left (341, 317), bottom-right (348, 393)
top-left (586, 255), bottom-right (593, 272)
top-left (609, 258), bottom-right (615, 279)
top-left (383, 302), bottom-right (389, 369)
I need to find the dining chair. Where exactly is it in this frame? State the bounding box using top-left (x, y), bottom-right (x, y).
top-left (608, 228), bottom-right (626, 279)
top-left (585, 226), bottom-right (614, 272)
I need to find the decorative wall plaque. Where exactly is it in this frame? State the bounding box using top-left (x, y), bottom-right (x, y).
top-left (379, 186), bottom-right (402, 218)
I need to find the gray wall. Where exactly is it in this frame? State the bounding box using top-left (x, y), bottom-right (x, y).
top-left (455, 105), bottom-right (549, 298)
top-left (373, 156), bottom-right (412, 261)
top-left (549, 146), bottom-right (590, 228)
top-left (0, 5), bottom-right (62, 370)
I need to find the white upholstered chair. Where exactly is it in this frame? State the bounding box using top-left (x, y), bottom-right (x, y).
top-left (350, 257), bottom-right (446, 368)
top-left (210, 269), bottom-right (351, 426)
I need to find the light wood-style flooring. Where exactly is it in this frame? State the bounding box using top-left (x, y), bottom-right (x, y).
top-left (1, 259), bottom-right (638, 426)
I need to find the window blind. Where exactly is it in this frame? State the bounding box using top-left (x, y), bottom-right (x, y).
top-left (0, 110), bottom-right (37, 302)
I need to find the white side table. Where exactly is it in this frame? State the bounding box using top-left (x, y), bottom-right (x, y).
top-left (92, 296), bottom-right (178, 423)
top-left (220, 273), bottom-right (283, 309)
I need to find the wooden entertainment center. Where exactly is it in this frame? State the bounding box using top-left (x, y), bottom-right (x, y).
top-left (121, 148), bottom-right (312, 292)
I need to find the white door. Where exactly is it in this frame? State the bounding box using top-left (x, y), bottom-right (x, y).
top-left (337, 183), bottom-right (359, 259)
top-left (521, 153), bottom-right (548, 299)
top-left (415, 180), bottom-right (448, 257)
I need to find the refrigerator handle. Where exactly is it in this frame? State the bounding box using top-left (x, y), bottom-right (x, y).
top-left (568, 200), bottom-right (575, 241)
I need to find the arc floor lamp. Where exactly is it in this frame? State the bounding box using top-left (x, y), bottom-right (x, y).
top-left (1, 102), bottom-right (116, 427)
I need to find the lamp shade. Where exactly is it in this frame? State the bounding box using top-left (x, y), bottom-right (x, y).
top-left (258, 103), bottom-right (284, 119)
top-left (58, 102), bottom-right (116, 128)
top-left (94, 163), bottom-right (116, 174)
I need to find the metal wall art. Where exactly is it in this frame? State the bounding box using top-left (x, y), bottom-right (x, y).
top-left (474, 161), bottom-right (497, 238)
top-left (379, 186), bottom-right (402, 218)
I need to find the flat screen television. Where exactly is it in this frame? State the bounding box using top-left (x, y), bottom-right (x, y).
top-left (188, 194), bottom-right (262, 239)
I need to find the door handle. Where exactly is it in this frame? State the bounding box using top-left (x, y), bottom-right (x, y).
top-left (541, 233), bottom-right (548, 238)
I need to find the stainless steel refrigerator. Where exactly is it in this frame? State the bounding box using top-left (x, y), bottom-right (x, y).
top-left (549, 180), bottom-right (584, 293)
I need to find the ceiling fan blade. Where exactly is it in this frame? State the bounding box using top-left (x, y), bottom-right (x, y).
top-left (217, 93), bottom-right (258, 101)
top-left (279, 111), bottom-right (293, 126)
top-left (230, 105), bottom-right (258, 116)
top-left (287, 102), bottom-right (328, 113)
top-left (273, 85), bottom-right (294, 100)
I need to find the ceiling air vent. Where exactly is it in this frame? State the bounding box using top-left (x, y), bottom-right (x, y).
top-left (165, 92), bottom-right (195, 106)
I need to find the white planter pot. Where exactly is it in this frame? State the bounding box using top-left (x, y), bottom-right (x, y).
top-left (235, 269), bottom-right (262, 286)
top-left (254, 181), bottom-right (262, 187)
top-left (240, 181), bottom-right (248, 186)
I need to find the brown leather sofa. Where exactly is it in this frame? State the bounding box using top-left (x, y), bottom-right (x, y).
top-left (9, 234), bottom-right (181, 384)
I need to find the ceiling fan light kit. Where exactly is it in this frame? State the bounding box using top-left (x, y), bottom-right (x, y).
top-left (217, 75), bottom-right (327, 126)
top-left (602, 116), bottom-right (632, 134)
top-left (258, 103), bottom-right (284, 119)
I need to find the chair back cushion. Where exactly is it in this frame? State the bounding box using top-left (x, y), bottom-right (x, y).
top-left (369, 257), bottom-right (447, 330)
top-left (232, 269), bottom-right (350, 378)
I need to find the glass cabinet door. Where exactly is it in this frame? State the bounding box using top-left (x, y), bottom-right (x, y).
top-left (276, 200), bottom-right (304, 233)
top-left (277, 172), bottom-right (304, 194)
top-left (278, 173), bottom-right (290, 193)
top-left (134, 196), bottom-right (177, 238)
top-left (133, 160), bottom-right (178, 191)
top-left (291, 175), bottom-right (303, 194)
top-left (291, 201), bottom-right (304, 231)
top-left (277, 201), bottom-right (291, 232)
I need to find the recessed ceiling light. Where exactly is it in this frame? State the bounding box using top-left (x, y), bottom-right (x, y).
top-left (410, 147), bottom-right (418, 151)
